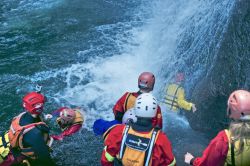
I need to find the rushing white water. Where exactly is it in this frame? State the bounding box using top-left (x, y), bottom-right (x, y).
top-left (8, 0), bottom-right (234, 131)
top-left (0, 0), bottom-right (238, 165)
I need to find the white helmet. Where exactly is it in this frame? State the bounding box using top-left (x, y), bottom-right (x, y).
top-left (135, 93), bottom-right (158, 118)
top-left (122, 108), bottom-right (137, 124)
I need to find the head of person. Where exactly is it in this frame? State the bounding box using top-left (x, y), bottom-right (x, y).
top-left (138, 72), bottom-right (155, 93)
top-left (59, 108), bottom-right (76, 125)
top-left (122, 108), bottom-right (137, 124)
top-left (23, 92), bottom-right (45, 117)
top-left (227, 90), bottom-right (250, 121)
top-left (227, 90), bottom-right (250, 153)
top-left (134, 93), bottom-right (158, 120)
top-left (175, 72), bottom-right (185, 83)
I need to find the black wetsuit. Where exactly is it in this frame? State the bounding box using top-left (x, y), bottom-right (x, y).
top-left (16, 112), bottom-right (55, 166)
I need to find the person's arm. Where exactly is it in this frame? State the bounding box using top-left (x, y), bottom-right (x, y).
top-left (153, 132), bottom-right (176, 165)
top-left (23, 128), bottom-right (55, 166)
top-left (113, 93), bottom-right (128, 121)
top-left (51, 124), bottom-right (82, 141)
top-left (185, 130), bottom-right (229, 166)
top-left (177, 88), bottom-right (193, 111)
top-left (93, 119), bottom-right (121, 136)
top-left (101, 125), bottom-right (123, 166)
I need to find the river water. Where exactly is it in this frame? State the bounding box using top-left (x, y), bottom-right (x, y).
top-left (0, 0), bottom-right (236, 165)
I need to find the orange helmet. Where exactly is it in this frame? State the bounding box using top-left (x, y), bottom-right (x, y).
top-left (138, 72), bottom-right (155, 92)
top-left (227, 90), bottom-right (250, 120)
top-left (60, 108), bottom-right (76, 124)
top-left (23, 92), bottom-right (45, 115)
top-left (175, 72), bottom-right (185, 82)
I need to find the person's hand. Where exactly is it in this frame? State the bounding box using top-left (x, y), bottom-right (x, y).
top-left (184, 152), bottom-right (194, 164)
top-left (44, 114), bottom-right (53, 120)
top-left (191, 104), bottom-right (197, 113)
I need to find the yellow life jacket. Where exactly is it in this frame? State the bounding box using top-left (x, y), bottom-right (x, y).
top-left (118, 125), bottom-right (160, 166)
top-left (0, 132), bottom-right (10, 164)
top-left (123, 93), bottom-right (137, 112)
top-left (165, 83), bottom-right (181, 111)
top-left (57, 110), bottom-right (84, 131)
top-left (8, 112), bottom-right (52, 159)
top-left (224, 129), bottom-right (250, 166)
top-left (73, 110), bottom-right (84, 125)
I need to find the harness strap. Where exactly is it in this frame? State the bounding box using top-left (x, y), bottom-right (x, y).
top-left (124, 93), bottom-right (132, 111)
top-left (144, 129), bottom-right (158, 166)
top-left (231, 139), bottom-right (235, 166)
top-left (119, 125), bottom-right (130, 159)
top-left (166, 85), bottom-right (181, 110)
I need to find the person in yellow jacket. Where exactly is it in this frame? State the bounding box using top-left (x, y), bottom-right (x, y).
top-left (164, 72), bottom-right (197, 113)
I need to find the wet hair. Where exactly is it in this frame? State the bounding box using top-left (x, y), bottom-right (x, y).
top-left (229, 121), bottom-right (250, 154)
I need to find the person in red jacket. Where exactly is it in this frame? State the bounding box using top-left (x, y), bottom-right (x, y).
top-left (184, 89), bottom-right (250, 166)
top-left (102, 93), bottom-right (176, 166)
top-left (113, 72), bottom-right (163, 128)
top-left (45, 107), bottom-right (84, 141)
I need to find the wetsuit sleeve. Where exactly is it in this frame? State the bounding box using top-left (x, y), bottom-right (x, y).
top-left (152, 106), bottom-right (163, 129)
top-left (113, 93), bottom-right (129, 121)
top-left (193, 130), bottom-right (229, 166)
top-left (101, 125), bottom-right (124, 166)
top-left (176, 87), bottom-right (193, 111)
top-left (23, 128), bottom-right (55, 166)
top-left (93, 119), bottom-right (121, 136)
top-left (153, 132), bottom-right (176, 165)
top-left (52, 124), bottom-right (82, 140)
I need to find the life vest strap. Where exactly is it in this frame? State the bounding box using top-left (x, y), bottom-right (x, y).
top-left (169, 85), bottom-right (181, 110)
top-left (231, 139), bottom-right (235, 166)
top-left (124, 93), bottom-right (132, 111)
top-left (144, 129), bottom-right (158, 166)
top-left (119, 125), bottom-right (130, 159)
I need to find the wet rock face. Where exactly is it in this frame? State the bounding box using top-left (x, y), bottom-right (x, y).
top-left (187, 0), bottom-right (250, 136)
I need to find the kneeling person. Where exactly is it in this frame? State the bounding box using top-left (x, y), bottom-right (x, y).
top-left (102, 93), bottom-right (176, 166)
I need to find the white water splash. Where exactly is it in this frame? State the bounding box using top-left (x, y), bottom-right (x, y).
top-left (15, 0), bottom-right (236, 130)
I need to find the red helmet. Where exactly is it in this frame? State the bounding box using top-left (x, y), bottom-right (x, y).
top-left (227, 90), bottom-right (250, 120)
top-left (138, 72), bottom-right (155, 92)
top-left (23, 92), bottom-right (45, 115)
top-left (175, 72), bottom-right (185, 82)
top-left (60, 108), bottom-right (76, 125)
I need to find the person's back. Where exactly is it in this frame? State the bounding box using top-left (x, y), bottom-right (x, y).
top-left (165, 72), bottom-right (196, 113)
top-left (18, 112), bottom-right (54, 166)
top-left (102, 93), bottom-right (176, 166)
top-left (113, 72), bottom-right (163, 128)
top-left (7, 92), bottom-right (55, 166)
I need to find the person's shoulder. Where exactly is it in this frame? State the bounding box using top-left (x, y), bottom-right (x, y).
top-left (217, 129), bottom-right (229, 141)
top-left (112, 124), bottom-right (126, 131)
top-left (154, 130), bottom-right (172, 146)
top-left (110, 124), bottom-right (126, 133)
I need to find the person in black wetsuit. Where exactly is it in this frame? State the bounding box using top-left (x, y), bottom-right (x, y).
top-left (2, 91), bottom-right (55, 166)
